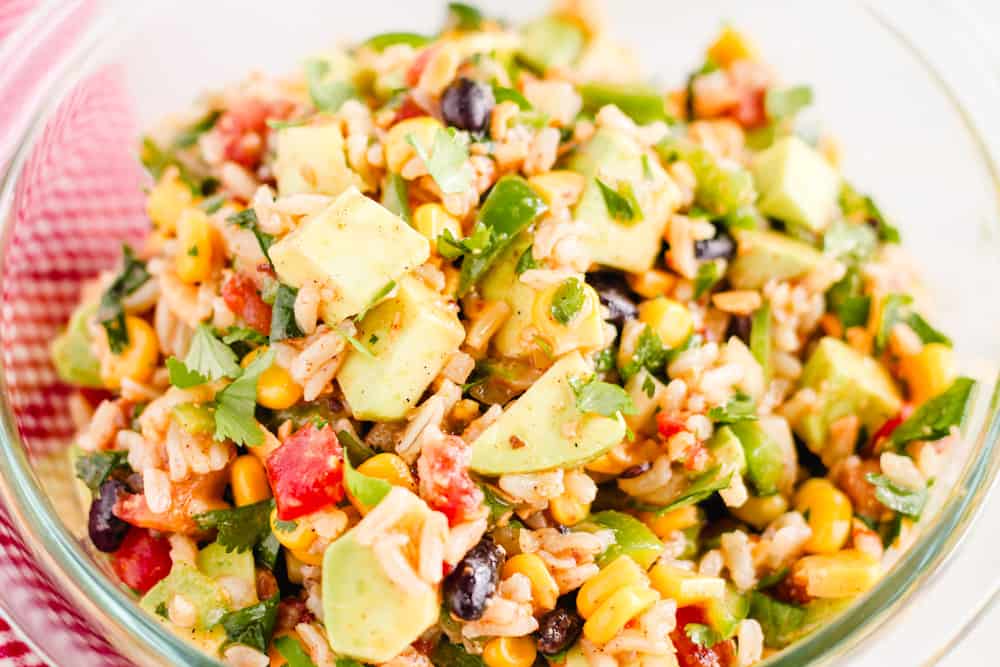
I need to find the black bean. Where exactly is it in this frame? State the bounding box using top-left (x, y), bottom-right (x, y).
top-left (536, 607), bottom-right (584, 655)
top-left (443, 536), bottom-right (505, 620)
top-left (586, 272), bottom-right (638, 327)
top-left (727, 314), bottom-right (752, 344)
top-left (694, 233), bottom-right (736, 261)
top-left (441, 78), bottom-right (495, 134)
top-left (88, 479), bottom-right (131, 553)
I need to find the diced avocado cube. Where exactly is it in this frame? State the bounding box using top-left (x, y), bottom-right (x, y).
top-left (479, 233), bottom-right (542, 359)
top-left (547, 644), bottom-right (589, 667)
top-left (728, 228), bottom-right (824, 289)
top-left (269, 187), bottom-right (430, 323)
top-left (140, 563), bottom-right (229, 630)
top-left (708, 426), bottom-right (747, 475)
top-left (470, 352), bottom-right (626, 475)
top-left (569, 129), bottom-right (676, 273)
top-left (51, 302), bottom-right (102, 388)
top-left (519, 16), bottom-right (584, 72)
top-left (792, 337), bottom-right (901, 455)
top-left (273, 125), bottom-right (363, 197)
top-left (323, 489), bottom-right (440, 663)
top-left (756, 415), bottom-right (798, 496)
top-left (338, 276), bottom-right (464, 420)
top-left (580, 510), bottom-right (663, 569)
top-left (730, 421), bottom-right (784, 496)
top-left (197, 541), bottom-right (257, 604)
top-left (704, 583), bottom-right (750, 639)
top-left (623, 369), bottom-right (666, 436)
top-left (751, 136), bottom-right (840, 232)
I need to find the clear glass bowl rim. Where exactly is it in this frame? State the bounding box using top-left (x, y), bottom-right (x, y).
top-left (0, 3), bottom-right (998, 666)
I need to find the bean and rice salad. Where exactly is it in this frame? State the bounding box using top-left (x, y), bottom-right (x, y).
top-left (52, 2), bottom-right (975, 666)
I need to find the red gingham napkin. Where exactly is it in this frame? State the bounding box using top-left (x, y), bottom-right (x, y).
top-left (0, 2), bottom-right (147, 665)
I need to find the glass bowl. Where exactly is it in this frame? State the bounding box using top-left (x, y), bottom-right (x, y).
top-left (0, 2), bottom-right (998, 665)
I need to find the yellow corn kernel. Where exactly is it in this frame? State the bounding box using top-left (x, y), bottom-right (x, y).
top-left (100, 316), bottom-right (159, 389)
top-left (730, 494), bottom-right (789, 531)
top-left (899, 342), bottom-right (954, 406)
top-left (531, 280), bottom-right (605, 356)
top-left (350, 453), bottom-right (416, 514)
top-left (706, 26), bottom-right (758, 68)
top-left (482, 636), bottom-right (537, 667)
top-left (583, 585), bottom-right (658, 645)
top-left (795, 478), bottom-right (853, 554)
top-left (146, 169), bottom-right (193, 234)
top-left (640, 505), bottom-right (700, 539)
top-left (231, 455), bottom-right (272, 506)
top-left (503, 553), bottom-right (560, 612)
top-left (528, 170), bottom-right (586, 209)
top-left (549, 494), bottom-right (590, 527)
top-left (637, 297), bottom-right (693, 348)
top-left (384, 117), bottom-right (444, 173)
top-left (270, 508), bottom-right (317, 552)
top-left (626, 270), bottom-right (676, 300)
top-left (413, 203), bottom-right (461, 244)
top-left (577, 555), bottom-right (646, 619)
top-left (290, 546), bottom-right (324, 566)
top-left (586, 438), bottom-right (661, 476)
top-left (649, 563), bottom-right (726, 605)
top-left (242, 347), bottom-right (303, 410)
top-left (175, 208), bottom-right (216, 283)
top-left (792, 550), bottom-right (880, 599)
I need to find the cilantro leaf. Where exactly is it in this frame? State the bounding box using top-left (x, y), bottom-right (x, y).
top-left (823, 219), bottom-right (877, 265)
top-left (362, 32), bottom-right (432, 51)
top-left (693, 260), bottom-right (723, 299)
top-left (407, 127), bottom-right (473, 194)
top-left (480, 484), bottom-right (514, 527)
top-left (274, 635), bottom-right (318, 667)
top-left (904, 312), bottom-right (951, 347)
top-left (173, 324), bottom-right (242, 388)
top-left (217, 595), bottom-right (279, 653)
top-left (200, 194), bottom-right (226, 214)
top-left (334, 329), bottom-right (376, 360)
top-left (222, 326), bottom-right (268, 347)
top-left (492, 85), bottom-right (532, 110)
top-left (214, 349), bottom-right (275, 446)
top-left (334, 429), bottom-right (376, 466)
top-left (431, 641), bottom-right (487, 667)
top-left (839, 182), bottom-right (900, 243)
top-left (619, 325), bottom-right (669, 382)
top-left (227, 208), bottom-right (275, 267)
top-left (876, 293), bottom-right (951, 353)
top-left (569, 375), bottom-right (637, 418)
top-left (357, 280), bottom-right (398, 320)
top-left (764, 85), bottom-right (813, 121)
top-left (74, 450), bottom-right (130, 494)
top-left (172, 110), bottom-right (221, 149)
top-left (196, 499), bottom-right (274, 553)
top-left (166, 357), bottom-right (209, 389)
top-left (865, 473), bottom-right (928, 519)
top-left (891, 377), bottom-right (975, 448)
top-left (304, 59), bottom-right (356, 112)
top-left (515, 244), bottom-right (540, 275)
top-left (269, 284), bottom-right (304, 343)
top-left (339, 434), bottom-right (392, 508)
top-left (254, 532), bottom-right (281, 571)
top-left (826, 270), bottom-right (870, 329)
top-left (594, 347), bottom-right (616, 374)
top-left (447, 2), bottom-right (484, 30)
top-left (749, 592), bottom-right (806, 649)
top-left (596, 177), bottom-right (642, 224)
top-left (550, 278), bottom-right (586, 324)
top-left (97, 245), bottom-right (150, 353)
top-left (685, 623), bottom-right (723, 648)
top-left (651, 466), bottom-right (731, 516)
top-left (708, 392), bottom-right (758, 424)
top-left (381, 172), bottom-right (412, 223)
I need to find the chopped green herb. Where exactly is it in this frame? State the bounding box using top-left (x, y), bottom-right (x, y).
top-left (217, 594), bottom-right (279, 653)
top-left (514, 244), bottom-right (540, 275)
top-left (569, 375), bottom-right (637, 418)
top-left (651, 466), bottom-right (731, 516)
top-left (334, 328), bottom-right (376, 360)
top-left (823, 219), bottom-right (877, 265)
top-left (172, 110), bottom-right (221, 149)
top-left (839, 182), bottom-right (900, 243)
top-left (447, 2), bottom-right (484, 30)
top-left (431, 640), bottom-right (488, 667)
top-left (274, 635), bottom-right (318, 667)
top-left (693, 259), bottom-right (723, 299)
top-left (154, 601), bottom-right (169, 618)
top-left (357, 280), bottom-right (398, 321)
top-left (685, 623), bottom-right (723, 648)
top-left (97, 245), bottom-right (150, 353)
top-left (708, 392), bottom-right (758, 424)
top-left (334, 428), bottom-right (376, 465)
top-left (764, 85), bottom-right (813, 121)
top-left (407, 127), bottom-right (473, 194)
top-left (304, 59), bottom-right (356, 112)
top-left (492, 85), bottom-right (532, 110)
top-left (254, 532), bottom-right (281, 571)
top-left (213, 349), bottom-right (276, 447)
top-left (642, 374), bottom-right (656, 398)
top-left (167, 324), bottom-right (242, 389)
top-left (196, 499), bottom-right (274, 554)
top-left (480, 484), bottom-right (514, 526)
top-left (269, 284), bottom-right (304, 343)
top-left (550, 277), bottom-right (586, 324)
top-left (437, 226), bottom-right (491, 261)
top-left (593, 347), bottom-right (616, 374)
top-left (865, 473), bottom-right (928, 519)
top-left (756, 567), bottom-right (789, 590)
top-left (749, 592), bottom-right (806, 649)
top-left (381, 172), bottom-right (412, 223)
top-left (876, 293), bottom-right (951, 353)
top-left (75, 450), bottom-right (130, 494)
top-left (227, 208), bottom-right (275, 266)
top-left (362, 32), bottom-right (432, 51)
top-left (222, 326), bottom-right (268, 347)
top-left (596, 177), bottom-right (641, 224)
top-left (619, 326), bottom-right (668, 382)
top-left (891, 377), bottom-right (975, 448)
top-left (200, 194), bottom-right (226, 214)
top-left (826, 270), bottom-right (870, 329)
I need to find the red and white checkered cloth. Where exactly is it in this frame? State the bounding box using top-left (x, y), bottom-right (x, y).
top-left (0, 2), bottom-right (147, 665)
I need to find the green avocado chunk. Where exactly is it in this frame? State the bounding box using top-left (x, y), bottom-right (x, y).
top-left (730, 421), bottom-right (784, 496)
top-left (708, 426), bottom-right (747, 476)
top-left (197, 541), bottom-right (257, 603)
top-left (568, 128), bottom-right (674, 273)
top-left (728, 228), bottom-right (824, 290)
top-left (322, 489), bottom-right (439, 663)
top-left (479, 232), bottom-right (539, 359)
top-left (469, 352), bottom-right (626, 475)
top-left (519, 16), bottom-right (584, 72)
top-left (792, 337), bottom-right (902, 456)
top-left (751, 136), bottom-right (841, 232)
top-left (51, 302), bottom-right (103, 388)
top-left (704, 583), bottom-right (750, 639)
top-left (140, 563), bottom-right (229, 631)
top-left (580, 510), bottom-right (663, 569)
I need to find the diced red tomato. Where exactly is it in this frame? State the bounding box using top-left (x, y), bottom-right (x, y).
top-left (417, 434), bottom-right (483, 525)
top-left (405, 46), bottom-right (438, 87)
top-left (392, 96), bottom-right (428, 125)
top-left (79, 387), bottom-right (115, 408)
top-left (671, 606), bottom-right (737, 667)
top-left (731, 86), bottom-right (767, 129)
top-left (869, 404), bottom-right (914, 452)
top-left (657, 413), bottom-right (687, 440)
top-left (266, 423), bottom-right (345, 521)
top-left (221, 273), bottom-right (272, 335)
top-left (216, 98), bottom-right (295, 169)
top-left (112, 527), bottom-right (172, 594)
